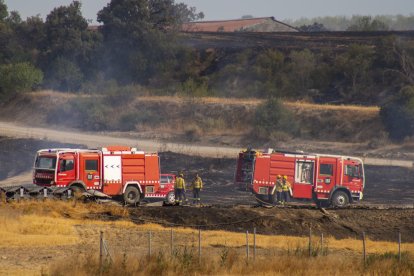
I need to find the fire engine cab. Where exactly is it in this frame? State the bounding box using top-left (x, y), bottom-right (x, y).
top-left (33, 146), bottom-right (160, 205)
top-left (235, 149), bottom-right (365, 207)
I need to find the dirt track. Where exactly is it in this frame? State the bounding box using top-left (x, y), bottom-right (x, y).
top-left (0, 121), bottom-right (412, 167)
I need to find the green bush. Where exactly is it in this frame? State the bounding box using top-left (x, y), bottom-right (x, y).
top-left (254, 98), bottom-right (299, 140)
top-left (0, 62), bottom-right (43, 101)
top-left (380, 86), bottom-right (414, 141)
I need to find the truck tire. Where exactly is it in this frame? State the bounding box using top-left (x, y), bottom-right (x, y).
top-left (331, 191), bottom-right (349, 208)
top-left (123, 186), bottom-right (141, 205)
top-left (70, 185), bottom-right (85, 200)
top-left (165, 191), bottom-right (175, 205)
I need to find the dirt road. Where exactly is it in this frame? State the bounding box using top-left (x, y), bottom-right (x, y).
top-left (0, 121), bottom-right (412, 167)
top-left (0, 121), bottom-right (237, 157)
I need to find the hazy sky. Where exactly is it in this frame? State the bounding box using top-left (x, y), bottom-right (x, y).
top-left (4, 0), bottom-right (414, 23)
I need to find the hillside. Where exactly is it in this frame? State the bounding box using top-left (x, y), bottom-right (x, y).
top-left (0, 91), bottom-right (384, 148)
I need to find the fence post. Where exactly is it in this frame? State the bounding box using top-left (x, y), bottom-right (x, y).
top-left (148, 231), bottom-right (152, 258)
top-left (398, 232), bottom-right (401, 262)
top-left (253, 228), bottom-right (256, 261)
top-left (362, 232), bottom-right (366, 264)
top-left (198, 229), bottom-right (202, 263)
top-left (321, 233), bottom-right (324, 254)
top-left (170, 228), bottom-right (174, 256)
top-left (308, 226), bottom-right (312, 257)
top-left (99, 231), bottom-right (103, 272)
top-left (246, 230), bottom-right (249, 262)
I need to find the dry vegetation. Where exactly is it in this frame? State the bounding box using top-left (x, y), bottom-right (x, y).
top-left (0, 91), bottom-right (384, 145)
top-left (0, 201), bottom-right (412, 275)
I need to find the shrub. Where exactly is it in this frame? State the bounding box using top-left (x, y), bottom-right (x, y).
top-left (0, 62), bottom-right (43, 101)
top-left (380, 86), bottom-right (414, 141)
top-left (254, 98), bottom-right (299, 139)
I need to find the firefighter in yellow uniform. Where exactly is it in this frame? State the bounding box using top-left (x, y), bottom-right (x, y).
top-left (281, 175), bottom-right (291, 204)
top-left (191, 173), bottom-right (203, 205)
top-left (275, 175), bottom-right (283, 204)
top-left (175, 173), bottom-right (186, 204)
top-left (269, 175), bottom-right (283, 204)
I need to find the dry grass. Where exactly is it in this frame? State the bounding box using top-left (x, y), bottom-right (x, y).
top-left (49, 250), bottom-right (414, 276)
top-left (284, 100), bottom-right (380, 114)
top-left (0, 201), bottom-right (413, 275)
top-left (28, 91), bottom-right (380, 111)
top-left (0, 208), bottom-right (78, 248)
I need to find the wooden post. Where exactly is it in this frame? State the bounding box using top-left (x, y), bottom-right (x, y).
top-left (308, 226), bottom-right (312, 257)
top-left (198, 229), bottom-right (201, 263)
top-left (170, 228), bottom-right (174, 256)
top-left (320, 233), bottom-right (324, 254)
top-left (99, 231), bottom-right (103, 272)
top-left (246, 230), bottom-right (249, 261)
top-left (398, 232), bottom-right (401, 262)
top-left (362, 232), bottom-right (366, 264)
top-left (148, 231), bottom-right (152, 258)
top-left (253, 228), bottom-right (256, 261)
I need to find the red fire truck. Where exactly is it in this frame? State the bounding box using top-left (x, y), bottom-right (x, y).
top-left (234, 149), bottom-right (365, 207)
top-left (33, 146), bottom-right (162, 205)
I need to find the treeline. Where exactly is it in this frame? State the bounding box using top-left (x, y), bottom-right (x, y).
top-left (286, 15), bottom-right (414, 31)
top-left (0, 0), bottom-right (413, 140)
top-left (0, 0), bottom-right (204, 96)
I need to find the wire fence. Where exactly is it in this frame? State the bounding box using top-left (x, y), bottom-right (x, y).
top-left (96, 226), bottom-right (409, 271)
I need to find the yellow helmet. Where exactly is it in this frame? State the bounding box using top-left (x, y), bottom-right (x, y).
top-left (283, 175), bottom-right (288, 180)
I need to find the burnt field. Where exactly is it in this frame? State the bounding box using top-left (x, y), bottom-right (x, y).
top-left (0, 137), bottom-right (413, 206)
top-left (183, 31), bottom-right (414, 52)
top-left (0, 137), bottom-right (413, 244)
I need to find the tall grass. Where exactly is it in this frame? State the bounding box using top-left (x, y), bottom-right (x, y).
top-left (49, 249), bottom-right (414, 276)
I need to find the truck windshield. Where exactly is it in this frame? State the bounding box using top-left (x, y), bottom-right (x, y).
top-left (35, 156), bottom-right (57, 170)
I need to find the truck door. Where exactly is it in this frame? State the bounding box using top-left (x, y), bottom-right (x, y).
top-left (316, 157), bottom-right (337, 192)
top-left (56, 154), bottom-right (76, 186)
top-left (80, 154), bottom-right (101, 189)
top-left (343, 160), bottom-right (364, 192)
top-left (292, 160), bottom-right (314, 199)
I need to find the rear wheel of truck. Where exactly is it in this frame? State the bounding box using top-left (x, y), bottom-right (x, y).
top-left (331, 191), bottom-right (349, 208)
top-left (164, 191), bottom-right (175, 205)
top-left (124, 186), bottom-right (140, 205)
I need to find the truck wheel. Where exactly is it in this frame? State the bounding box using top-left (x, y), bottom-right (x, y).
top-left (124, 186), bottom-right (140, 205)
top-left (331, 191), bottom-right (349, 208)
top-left (165, 191), bottom-right (175, 205)
top-left (70, 185), bottom-right (85, 199)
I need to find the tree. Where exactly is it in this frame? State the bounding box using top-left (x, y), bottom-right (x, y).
top-left (252, 49), bottom-right (286, 97)
top-left (287, 49), bottom-right (316, 98)
top-left (0, 0), bottom-right (8, 22)
top-left (97, 0), bottom-right (203, 84)
top-left (335, 44), bottom-right (375, 102)
top-left (380, 86), bottom-right (414, 141)
top-left (347, 16), bottom-right (389, 31)
top-left (41, 1), bottom-right (101, 90)
top-left (0, 62), bottom-right (43, 101)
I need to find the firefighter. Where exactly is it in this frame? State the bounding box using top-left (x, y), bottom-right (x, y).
top-left (174, 173), bottom-right (186, 204)
top-left (191, 173), bottom-right (203, 205)
top-left (275, 175), bottom-right (283, 204)
top-left (281, 175), bottom-right (291, 204)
